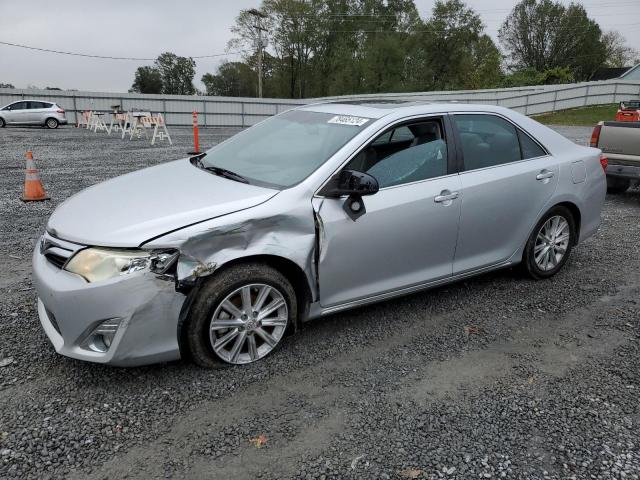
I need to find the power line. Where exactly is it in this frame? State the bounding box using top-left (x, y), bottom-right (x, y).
top-left (2, 15), bottom-right (638, 64)
top-left (0, 40), bottom-right (244, 61)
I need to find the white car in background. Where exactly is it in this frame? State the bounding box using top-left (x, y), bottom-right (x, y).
top-left (0, 100), bottom-right (67, 128)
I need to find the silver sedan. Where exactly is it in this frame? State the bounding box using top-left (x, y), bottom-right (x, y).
top-left (33, 102), bottom-right (606, 367)
top-left (0, 99), bottom-right (68, 128)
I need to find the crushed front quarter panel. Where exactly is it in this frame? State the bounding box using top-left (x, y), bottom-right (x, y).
top-left (143, 190), bottom-right (319, 302)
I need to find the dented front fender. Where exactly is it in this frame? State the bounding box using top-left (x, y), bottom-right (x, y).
top-left (142, 191), bottom-right (319, 301)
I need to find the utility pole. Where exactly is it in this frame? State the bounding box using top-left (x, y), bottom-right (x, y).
top-left (248, 8), bottom-right (267, 98)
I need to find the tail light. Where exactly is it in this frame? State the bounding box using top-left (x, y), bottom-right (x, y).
top-left (590, 124), bottom-right (601, 147)
top-left (600, 154), bottom-right (608, 172)
top-left (56, 109), bottom-right (65, 114)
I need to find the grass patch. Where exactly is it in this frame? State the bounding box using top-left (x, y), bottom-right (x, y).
top-left (533, 104), bottom-right (618, 126)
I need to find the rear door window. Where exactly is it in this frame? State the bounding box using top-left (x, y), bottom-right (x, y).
top-left (453, 114), bottom-right (521, 171)
top-left (29, 102), bottom-right (45, 109)
top-left (518, 130), bottom-right (547, 159)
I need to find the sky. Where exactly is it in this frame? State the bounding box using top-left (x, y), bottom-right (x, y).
top-left (0, 0), bottom-right (639, 93)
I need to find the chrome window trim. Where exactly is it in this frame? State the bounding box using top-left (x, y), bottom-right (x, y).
top-left (313, 112), bottom-right (452, 197)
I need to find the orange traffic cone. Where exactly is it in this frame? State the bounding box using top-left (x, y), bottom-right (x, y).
top-left (22, 151), bottom-right (50, 202)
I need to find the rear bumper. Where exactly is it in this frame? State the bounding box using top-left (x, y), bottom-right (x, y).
top-left (606, 163), bottom-right (640, 180)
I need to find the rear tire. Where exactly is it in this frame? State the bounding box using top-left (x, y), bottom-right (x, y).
top-left (522, 206), bottom-right (575, 280)
top-left (45, 118), bottom-right (59, 129)
top-left (606, 177), bottom-right (630, 194)
top-left (186, 263), bottom-right (297, 368)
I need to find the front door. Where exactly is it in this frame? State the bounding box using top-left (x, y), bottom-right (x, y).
top-left (450, 113), bottom-right (559, 274)
top-left (3, 101), bottom-right (29, 124)
top-left (314, 116), bottom-right (462, 308)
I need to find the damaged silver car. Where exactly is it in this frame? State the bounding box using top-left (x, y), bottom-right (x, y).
top-left (33, 102), bottom-right (606, 367)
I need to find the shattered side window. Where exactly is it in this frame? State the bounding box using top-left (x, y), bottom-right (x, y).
top-left (202, 110), bottom-right (370, 188)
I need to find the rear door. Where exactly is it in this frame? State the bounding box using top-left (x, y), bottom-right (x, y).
top-left (315, 115), bottom-right (462, 308)
top-left (451, 113), bottom-right (558, 274)
top-left (27, 101), bottom-right (48, 124)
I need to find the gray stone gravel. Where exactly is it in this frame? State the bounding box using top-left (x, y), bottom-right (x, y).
top-left (0, 124), bottom-right (639, 479)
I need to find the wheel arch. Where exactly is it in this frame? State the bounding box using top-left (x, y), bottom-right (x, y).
top-left (518, 200), bottom-right (582, 266)
top-left (553, 201), bottom-right (581, 245)
top-left (177, 254), bottom-right (312, 358)
top-left (213, 254), bottom-right (313, 325)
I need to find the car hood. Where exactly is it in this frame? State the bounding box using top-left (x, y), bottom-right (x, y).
top-left (47, 159), bottom-right (279, 247)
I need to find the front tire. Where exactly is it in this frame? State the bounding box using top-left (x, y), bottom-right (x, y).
top-left (606, 177), bottom-right (630, 194)
top-left (0, 117), bottom-right (5, 128)
top-left (45, 118), bottom-right (59, 129)
top-left (186, 263), bottom-right (297, 367)
top-left (522, 206), bottom-right (575, 280)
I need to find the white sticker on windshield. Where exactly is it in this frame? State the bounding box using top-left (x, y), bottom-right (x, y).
top-left (328, 115), bottom-right (370, 127)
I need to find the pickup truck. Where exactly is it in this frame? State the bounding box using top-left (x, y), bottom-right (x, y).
top-left (591, 121), bottom-right (640, 193)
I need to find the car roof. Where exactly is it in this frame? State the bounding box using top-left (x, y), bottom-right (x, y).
top-left (9, 99), bottom-right (54, 103)
top-left (299, 100), bottom-right (511, 119)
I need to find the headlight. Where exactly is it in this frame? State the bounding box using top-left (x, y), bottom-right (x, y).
top-left (65, 248), bottom-right (178, 283)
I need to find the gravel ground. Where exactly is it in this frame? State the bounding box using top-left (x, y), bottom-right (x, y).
top-left (1, 124), bottom-right (639, 480)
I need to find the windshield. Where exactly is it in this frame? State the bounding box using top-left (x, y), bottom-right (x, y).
top-left (201, 110), bottom-right (371, 188)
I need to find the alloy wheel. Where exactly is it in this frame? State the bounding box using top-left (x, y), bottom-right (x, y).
top-left (209, 283), bottom-right (288, 364)
top-left (46, 118), bottom-right (58, 129)
top-left (534, 215), bottom-right (570, 271)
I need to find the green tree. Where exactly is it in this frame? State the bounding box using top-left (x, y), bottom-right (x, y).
top-left (0, 83), bottom-right (14, 89)
top-left (154, 52), bottom-right (196, 95)
top-left (468, 34), bottom-right (503, 89)
top-left (538, 67), bottom-right (574, 85)
top-left (202, 61), bottom-right (257, 96)
top-left (130, 66), bottom-right (163, 93)
top-left (499, 0), bottom-right (606, 81)
top-left (418, 0), bottom-right (501, 90)
top-left (226, 0), bottom-right (503, 97)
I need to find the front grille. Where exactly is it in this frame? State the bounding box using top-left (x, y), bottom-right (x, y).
top-left (40, 232), bottom-right (84, 270)
top-left (44, 252), bottom-right (67, 269)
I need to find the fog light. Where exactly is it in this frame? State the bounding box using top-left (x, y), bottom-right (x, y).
top-left (85, 319), bottom-right (121, 353)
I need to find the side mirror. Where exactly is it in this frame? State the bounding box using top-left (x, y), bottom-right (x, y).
top-left (319, 170), bottom-right (379, 221)
top-left (319, 169), bottom-right (379, 198)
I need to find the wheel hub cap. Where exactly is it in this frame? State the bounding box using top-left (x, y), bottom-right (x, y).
top-left (209, 283), bottom-right (288, 364)
top-left (534, 215), bottom-right (570, 272)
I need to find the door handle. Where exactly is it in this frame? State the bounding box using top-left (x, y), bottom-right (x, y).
top-left (434, 191), bottom-right (459, 203)
top-left (536, 170), bottom-right (554, 181)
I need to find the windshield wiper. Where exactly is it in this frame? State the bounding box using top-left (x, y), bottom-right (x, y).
top-left (189, 154), bottom-right (249, 184)
top-left (203, 166), bottom-right (249, 184)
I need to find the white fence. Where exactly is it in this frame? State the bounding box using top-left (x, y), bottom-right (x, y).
top-left (1, 79), bottom-right (639, 127)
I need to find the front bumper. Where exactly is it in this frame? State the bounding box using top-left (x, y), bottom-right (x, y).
top-left (606, 163), bottom-right (640, 180)
top-left (32, 240), bottom-right (186, 366)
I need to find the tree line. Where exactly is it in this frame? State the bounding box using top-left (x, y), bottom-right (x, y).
top-left (130, 0), bottom-right (639, 98)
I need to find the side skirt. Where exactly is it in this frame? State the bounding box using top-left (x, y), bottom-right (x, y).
top-left (307, 260), bottom-right (515, 320)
